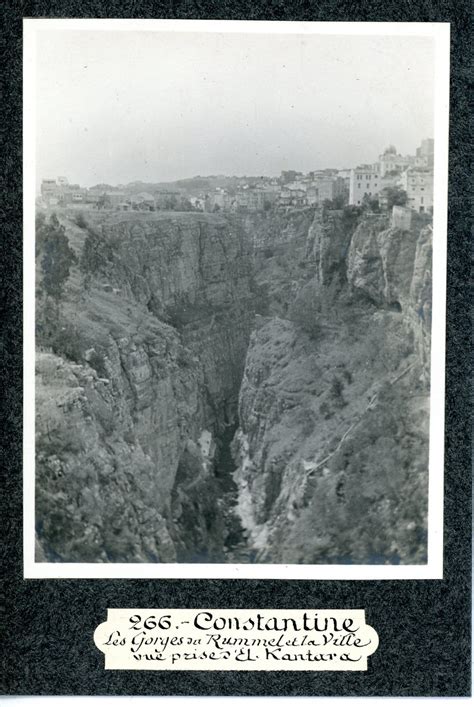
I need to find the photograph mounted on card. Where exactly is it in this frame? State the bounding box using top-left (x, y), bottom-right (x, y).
top-left (23, 19), bottom-right (449, 581)
top-left (94, 608), bottom-right (379, 670)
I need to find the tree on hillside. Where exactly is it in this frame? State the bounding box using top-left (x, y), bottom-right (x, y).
top-left (36, 213), bottom-right (76, 302)
top-left (323, 194), bottom-right (346, 210)
top-left (361, 194), bottom-right (380, 212)
top-left (177, 197), bottom-right (194, 212)
top-left (384, 186), bottom-right (408, 210)
top-left (164, 195), bottom-right (178, 210)
top-left (80, 224), bottom-right (107, 289)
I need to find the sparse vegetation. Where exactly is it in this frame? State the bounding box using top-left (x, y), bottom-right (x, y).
top-left (73, 212), bottom-right (89, 229)
top-left (330, 376), bottom-right (346, 407)
top-left (384, 186), bottom-right (408, 210)
top-left (34, 188), bottom-right (430, 568)
top-left (322, 194), bottom-right (346, 210)
top-left (361, 193), bottom-right (380, 212)
top-left (36, 213), bottom-right (77, 302)
top-left (87, 349), bottom-right (108, 377)
top-left (319, 401), bottom-right (333, 420)
top-left (80, 223), bottom-right (112, 288)
top-left (342, 368), bottom-right (353, 384)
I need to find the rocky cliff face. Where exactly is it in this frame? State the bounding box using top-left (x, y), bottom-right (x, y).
top-left (85, 212), bottom-right (255, 428)
top-left (347, 213), bottom-right (432, 380)
top-left (242, 208), bottom-right (316, 317)
top-left (233, 209), bottom-right (431, 564)
top-left (36, 205), bottom-right (432, 566)
top-left (36, 212), bottom-right (255, 562)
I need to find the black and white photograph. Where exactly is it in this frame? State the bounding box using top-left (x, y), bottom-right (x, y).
top-left (24, 20), bottom-right (449, 578)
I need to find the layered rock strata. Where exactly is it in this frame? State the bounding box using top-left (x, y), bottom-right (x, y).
top-left (35, 206), bottom-right (432, 566)
top-left (233, 209), bottom-right (432, 564)
top-left (35, 212), bottom-right (254, 562)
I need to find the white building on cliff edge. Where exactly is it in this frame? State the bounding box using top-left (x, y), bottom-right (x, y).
top-left (398, 168), bottom-right (433, 214)
top-left (349, 164), bottom-right (381, 205)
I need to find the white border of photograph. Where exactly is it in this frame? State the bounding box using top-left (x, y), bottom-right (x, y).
top-left (23, 19), bottom-right (450, 580)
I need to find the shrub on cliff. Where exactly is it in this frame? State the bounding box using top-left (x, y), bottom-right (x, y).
top-left (323, 195), bottom-right (346, 210)
top-left (36, 213), bottom-right (77, 302)
top-left (73, 212), bottom-right (88, 229)
top-left (361, 194), bottom-right (380, 212)
top-left (384, 186), bottom-right (408, 210)
top-left (80, 224), bottom-right (112, 287)
top-left (342, 205), bottom-right (362, 231)
top-left (288, 278), bottom-right (348, 339)
top-left (36, 299), bottom-right (83, 362)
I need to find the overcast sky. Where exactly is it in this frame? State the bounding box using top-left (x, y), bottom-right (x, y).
top-left (35, 29), bottom-right (435, 187)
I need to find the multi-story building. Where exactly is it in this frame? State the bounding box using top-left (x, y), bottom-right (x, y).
top-left (378, 146), bottom-right (415, 177)
top-left (305, 177), bottom-right (345, 206)
top-left (257, 187), bottom-right (279, 206)
top-left (70, 188), bottom-right (87, 203)
top-left (40, 179), bottom-right (61, 204)
top-left (280, 170), bottom-right (303, 185)
top-left (103, 192), bottom-right (127, 208)
top-left (349, 164), bottom-right (381, 205)
top-left (235, 188), bottom-right (266, 211)
top-left (337, 168), bottom-right (352, 191)
top-left (279, 184), bottom-right (306, 207)
top-left (398, 168), bottom-right (433, 214)
top-left (206, 189), bottom-right (232, 211)
top-left (415, 138), bottom-right (434, 169)
top-left (321, 176), bottom-right (345, 201)
top-left (84, 189), bottom-right (103, 205)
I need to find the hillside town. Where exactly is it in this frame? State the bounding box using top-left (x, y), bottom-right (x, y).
top-left (38, 138), bottom-right (434, 217)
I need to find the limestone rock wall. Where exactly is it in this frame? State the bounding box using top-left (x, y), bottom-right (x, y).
top-left (87, 212), bottom-right (255, 428)
top-left (35, 212), bottom-right (255, 562)
top-left (241, 208), bottom-right (317, 317)
top-left (35, 205), bottom-right (432, 566)
top-left (233, 209), bottom-right (432, 564)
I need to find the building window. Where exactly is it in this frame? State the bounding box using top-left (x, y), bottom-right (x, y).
top-left (421, 197), bottom-right (424, 204)
top-left (366, 183), bottom-right (370, 189)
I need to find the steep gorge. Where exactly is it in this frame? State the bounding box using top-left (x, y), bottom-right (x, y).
top-left (35, 206), bottom-right (431, 565)
top-left (36, 212), bottom-right (255, 562)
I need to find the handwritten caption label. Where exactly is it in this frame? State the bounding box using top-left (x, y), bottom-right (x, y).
top-left (94, 609), bottom-right (378, 671)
